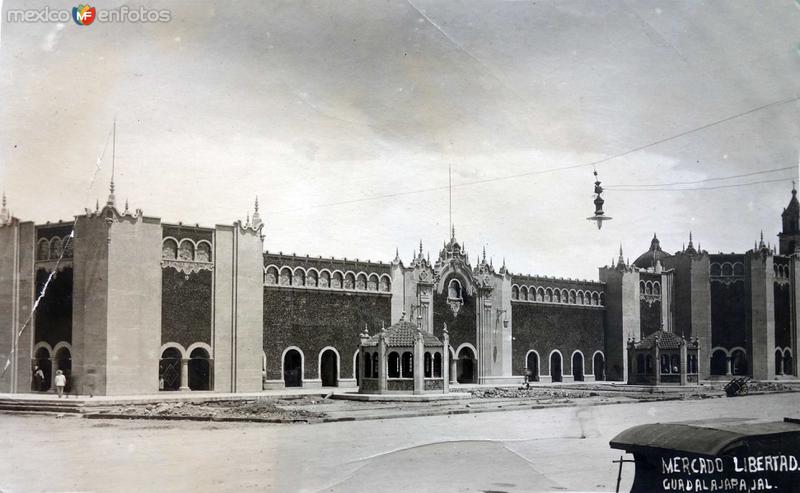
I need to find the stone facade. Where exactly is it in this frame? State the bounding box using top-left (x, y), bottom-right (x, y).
top-left (0, 186), bottom-right (797, 396)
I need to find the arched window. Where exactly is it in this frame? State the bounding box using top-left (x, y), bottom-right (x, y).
top-left (188, 347), bottom-right (212, 391)
top-left (196, 242), bottom-right (211, 262)
top-left (265, 266), bottom-right (278, 285)
top-left (162, 239), bottom-right (178, 260)
top-left (379, 276), bottom-right (391, 292)
top-left (307, 270), bottom-right (318, 287)
top-left (512, 285), bottom-right (519, 300)
top-left (710, 350), bottom-right (727, 375)
top-left (159, 347), bottom-right (182, 391)
top-left (448, 279), bottom-right (463, 300)
top-left (388, 352), bottom-right (400, 378)
top-left (645, 282), bottom-right (652, 296)
top-left (433, 352), bottom-right (442, 378)
top-left (319, 271), bottom-right (331, 288)
top-left (367, 275), bottom-right (378, 291)
top-left (37, 239), bottom-right (50, 261)
top-left (424, 352), bottom-right (432, 378)
top-left (537, 288), bottom-right (545, 302)
top-left (722, 263), bottom-right (733, 276)
top-left (344, 272), bottom-right (355, 290)
top-left (670, 354), bottom-right (680, 373)
top-left (545, 288), bottom-right (553, 302)
top-left (577, 291), bottom-right (584, 305)
top-left (356, 273), bottom-right (367, 290)
top-left (178, 240), bottom-right (194, 261)
top-left (519, 286), bottom-right (528, 301)
top-left (293, 268), bottom-right (305, 287)
top-left (592, 292), bottom-right (599, 305)
top-left (569, 291), bottom-right (576, 304)
top-left (279, 268), bottom-right (292, 286)
top-left (733, 263), bottom-right (745, 276)
top-left (372, 352), bottom-right (378, 378)
top-left (710, 263), bottom-right (721, 276)
top-left (49, 237), bottom-right (63, 260)
top-left (572, 352), bottom-right (584, 381)
top-left (554, 290), bottom-right (561, 303)
top-left (784, 350), bottom-right (793, 375)
top-left (561, 290), bottom-right (569, 303)
top-left (331, 272), bottom-right (343, 289)
top-left (401, 352), bottom-right (413, 378)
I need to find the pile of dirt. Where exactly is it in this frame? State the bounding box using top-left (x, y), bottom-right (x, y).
top-left (746, 381), bottom-right (798, 394)
top-left (107, 398), bottom-right (326, 420)
top-left (469, 387), bottom-right (597, 399)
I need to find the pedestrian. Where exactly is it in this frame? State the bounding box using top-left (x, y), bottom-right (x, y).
top-left (54, 370), bottom-right (67, 398)
top-left (33, 366), bottom-right (44, 392)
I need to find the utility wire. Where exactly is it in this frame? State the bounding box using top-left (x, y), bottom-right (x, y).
top-left (605, 165), bottom-right (796, 189)
top-left (271, 94), bottom-right (799, 214)
top-left (606, 176), bottom-right (792, 192)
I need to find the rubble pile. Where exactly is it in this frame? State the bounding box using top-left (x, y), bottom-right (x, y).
top-left (469, 387), bottom-right (597, 399)
top-left (106, 398), bottom-right (326, 420)
top-left (746, 381), bottom-right (798, 393)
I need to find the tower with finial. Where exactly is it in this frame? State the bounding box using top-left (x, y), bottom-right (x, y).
top-left (0, 192), bottom-right (9, 225)
top-left (252, 196), bottom-right (263, 229)
top-left (107, 119), bottom-right (117, 208)
top-left (779, 182), bottom-right (800, 254)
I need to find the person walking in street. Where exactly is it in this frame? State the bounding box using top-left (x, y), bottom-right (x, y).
top-left (54, 370), bottom-right (66, 398)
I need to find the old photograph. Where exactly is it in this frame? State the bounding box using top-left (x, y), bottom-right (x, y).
top-left (0, 1), bottom-right (799, 492)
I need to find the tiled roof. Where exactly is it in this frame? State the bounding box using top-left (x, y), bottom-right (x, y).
top-left (636, 330), bottom-right (684, 350)
top-left (363, 321), bottom-right (443, 347)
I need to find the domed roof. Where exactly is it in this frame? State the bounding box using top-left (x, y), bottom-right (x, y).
top-left (633, 234), bottom-right (673, 269)
top-left (363, 320), bottom-right (443, 347)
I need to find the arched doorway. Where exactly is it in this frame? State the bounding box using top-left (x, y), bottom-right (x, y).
top-left (550, 352), bottom-right (562, 383)
top-left (283, 349), bottom-right (303, 387)
top-left (731, 350), bottom-right (748, 375)
top-left (572, 352), bottom-right (584, 381)
top-left (354, 351), bottom-right (360, 385)
top-left (775, 349), bottom-right (784, 375)
top-left (320, 349), bottom-right (338, 387)
top-left (159, 348), bottom-right (182, 391)
top-left (54, 346), bottom-right (72, 393)
top-left (32, 347), bottom-right (52, 392)
top-left (188, 347), bottom-right (211, 391)
top-left (457, 346), bottom-right (475, 383)
top-left (593, 352), bottom-right (605, 381)
top-left (710, 349), bottom-right (727, 375)
top-left (525, 351), bottom-right (539, 382)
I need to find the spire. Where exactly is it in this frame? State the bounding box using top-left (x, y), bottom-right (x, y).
top-left (252, 196), bottom-right (263, 228)
top-left (0, 192), bottom-right (8, 224)
top-left (419, 239), bottom-right (423, 256)
top-left (482, 245), bottom-right (486, 264)
top-left (124, 198), bottom-right (129, 214)
top-left (394, 247), bottom-right (400, 263)
top-left (451, 223), bottom-right (455, 240)
top-left (616, 243), bottom-right (626, 270)
top-left (107, 119), bottom-right (117, 208)
top-left (685, 231), bottom-right (697, 255)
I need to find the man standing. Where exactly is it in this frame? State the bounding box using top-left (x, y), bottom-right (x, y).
top-left (54, 370), bottom-right (67, 398)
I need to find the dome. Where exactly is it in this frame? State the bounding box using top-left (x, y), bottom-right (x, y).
top-left (633, 234), bottom-right (673, 269)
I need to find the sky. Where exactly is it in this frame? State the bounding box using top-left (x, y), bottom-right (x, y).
top-left (0, 0), bottom-right (798, 279)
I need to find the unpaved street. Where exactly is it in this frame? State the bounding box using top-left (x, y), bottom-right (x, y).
top-left (1, 393), bottom-right (798, 493)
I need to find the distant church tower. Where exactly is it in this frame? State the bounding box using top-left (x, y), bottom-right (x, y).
top-left (778, 183), bottom-right (800, 255)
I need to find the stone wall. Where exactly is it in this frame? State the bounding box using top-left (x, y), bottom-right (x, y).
top-left (511, 302), bottom-right (604, 377)
top-left (263, 288), bottom-right (390, 382)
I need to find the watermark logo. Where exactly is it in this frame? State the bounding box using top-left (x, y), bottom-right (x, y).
top-left (6, 5), bottom-right (171, 24)
top-left (72, 5), bottom-right (96, 26)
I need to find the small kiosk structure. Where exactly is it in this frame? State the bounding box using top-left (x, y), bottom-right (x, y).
top-left (358, 315), bottom-right (449, 395)
top-left (626, 330), bottom-right (700, 385)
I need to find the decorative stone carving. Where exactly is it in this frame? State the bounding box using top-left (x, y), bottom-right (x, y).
top-left (160, 259), bottom-right (213, 276)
